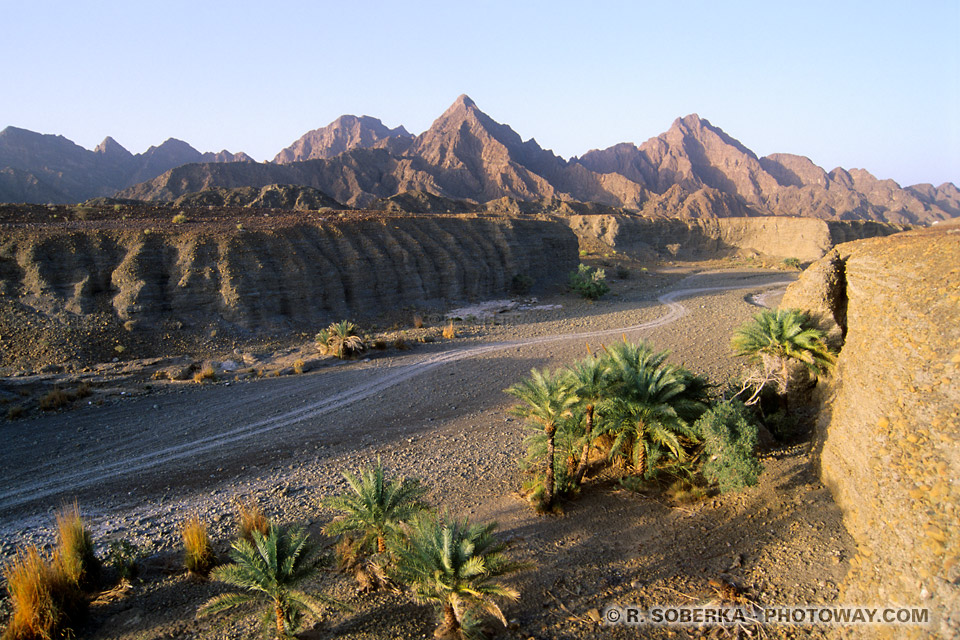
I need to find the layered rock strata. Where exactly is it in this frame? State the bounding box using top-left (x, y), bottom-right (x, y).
top-left (781, 223), bottom-right (960, 637)
top-left (567, 214), bottom-right (905, 262)
top-left (0, 215), bottom-right (578, 332)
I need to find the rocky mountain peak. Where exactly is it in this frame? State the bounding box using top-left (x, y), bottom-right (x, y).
top-left (273, 114), bottom-right (412, 163)
top-left (94, 136), bottom-right (133, 158)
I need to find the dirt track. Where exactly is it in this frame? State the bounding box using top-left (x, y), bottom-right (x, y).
top-left (0, 268), bottom-right (858, 640)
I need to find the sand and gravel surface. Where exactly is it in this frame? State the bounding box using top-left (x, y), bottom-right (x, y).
top-left (0, 268), bottom-right (856, 640)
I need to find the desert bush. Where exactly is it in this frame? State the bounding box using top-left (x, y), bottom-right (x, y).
top-left (782, 257), bottom-right (802, 270)
top-left (317, 320), bottom-right (366, 359)
top-left (568, 264), bottom-right (609, 300)
top-left (235, 501), bottom-right (270, 544)
top-left (55, 503), bottom-right (99, 589)
top-left (198, 525), bottom-right (337, 638)
top-left (105, 540), bottom-right (141, 581)
top-left (763, 409), bottom-right (808, 442)
top-left (171, 213), bottom-right (188, 224)
top-left (389, 513), bottom-right (526, 640)
top-left (6, 404), bottom-right (24, 420)
top-left (413, 314), bottom-right (425, 329)
top-left (510, 273), bottom-right (534, 295)
top-left (372, 338), bottom-right (387, 350)
top-left (2, 546), bottom-right (84, 640)
top-left (442, 322), bottom-right (457, 340)
top-left (392, 335), bottom-right (410, 350)
top-left (181, 515), bottom-right (214, 578)
top-left (38, 389), bottom-right (71, 412)
top-left (293, 359), bottom-right (305, 375)
top-left (694, 400), bottom-right (763, 493)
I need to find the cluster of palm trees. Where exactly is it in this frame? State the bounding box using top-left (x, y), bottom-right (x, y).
top-left (507, 340), bottom-right (711, 512)
top-left (507, 309), bottom-right (836, 513)
top-left (320, 460), bottom-right (526, 640)
top-left (196, 460), bottom-right (526, 640)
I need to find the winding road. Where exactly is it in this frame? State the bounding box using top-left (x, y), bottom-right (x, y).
top-left (0, 275), bottom-right (791, 527)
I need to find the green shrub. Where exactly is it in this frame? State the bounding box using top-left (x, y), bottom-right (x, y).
top-left (694, 400), bottom-right (763, 493)
top-left (511, 273), bottom-right (534, 295)
top-left (106, 540), bottom-right (141, 581)
top-left (782, 257), bottom-right (802, 270)
top-left (568, 264), bottom-right (609, 300)
top-left (172, 213), bottom-right (188, 224)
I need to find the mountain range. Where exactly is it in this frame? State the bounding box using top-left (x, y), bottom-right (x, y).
top-left (0, 127), bottom-right (252, 204)
top-left (3, 95), bottom-right (958, 224)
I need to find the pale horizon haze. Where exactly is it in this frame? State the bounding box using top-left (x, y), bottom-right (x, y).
top-left (2, 0), bottom-right (958, 188)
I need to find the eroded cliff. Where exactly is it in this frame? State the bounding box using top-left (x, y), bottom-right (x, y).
top-left (0, 213), bottom-right (578, 366)
top-left (567, 214), bottom-right (905, 262)
top-left (782, 223), bottom-right (960, 637)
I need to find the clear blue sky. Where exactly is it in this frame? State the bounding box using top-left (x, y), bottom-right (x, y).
top-left (3, 1), bottom-right (958, 187)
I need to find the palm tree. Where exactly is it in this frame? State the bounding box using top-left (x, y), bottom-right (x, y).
top-left (198, 525), bottom-right (336, 638)
top-left (599, 340), bottom-right (708, 477)
top-left (322, 459), bottom-right (427, 588)
top-left (318, 320), bottom-right (366, 359)
top-left (505, 368), bottom-right (579, 511)
top-left (731, 308), bottom-right (836, 409)
top-left (389, 513), bottom-right (526, 640)
top-left (563, 356), bottom-right (612, 485)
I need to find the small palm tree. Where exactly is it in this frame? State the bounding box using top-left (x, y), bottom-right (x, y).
top-left (317, 320), bottom-right (365, 359)
top-left (198, 525), bottom-right (335, 638)
top-left (389, 513), bottom-right (527, 640)
top-left (322, 460), bottom-right (427, 588)
top-left (505, 368), bottom-right (579, 511)
top-left (731, 308), bottom-right (836, 409)
top-left (599, 341), bottom-right (708, 477)
top-left (563, 356), bottom-right (612, 485)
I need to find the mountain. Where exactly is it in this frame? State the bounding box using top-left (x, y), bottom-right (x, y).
top-left (273, 115), bottom-right (412, 163)
top-left (9, 98), bottom-right (959, 223)
top-left (0, 126), bottom-right (252, 203)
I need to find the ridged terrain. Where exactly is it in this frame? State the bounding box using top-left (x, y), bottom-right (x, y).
top-left (782, 223), bottom-right (960, 637)
top-left (0, 214), bottom-right (578, 334)
top-left (566, 214), bottom-right (904, 262)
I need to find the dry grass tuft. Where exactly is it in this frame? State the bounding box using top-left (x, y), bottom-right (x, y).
top-left (7, 404), bottom-right (24, 420)
top-left (181, 516), bottom-right (214, 578)
top-left (193, 364), bottom-right (217, 384)
top-left (236, 500), bottom-right (270, 543)
top-left (372, 338), bottom-right (387, 350)
top-left (413, 315), bottom-right (424, 329)
top-left (55, 502), bottom-right (98, 588)
top-left (2, 546), bottom-right (82, 640)
top-left (442, 322), bottom-right (457, 340)
top-left (39, 389), bottom-right (71, 411)
top-left (39, 384), bottom-right (94, 412)
top-left (393, 336), bottom-right (409, 351)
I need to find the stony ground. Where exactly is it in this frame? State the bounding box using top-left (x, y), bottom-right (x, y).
top-left (0, 263), bottom-right (856, 640)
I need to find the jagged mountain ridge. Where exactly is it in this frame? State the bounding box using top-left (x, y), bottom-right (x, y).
top-left (120, 96), bottom-right (958, 223)
top-left (0, 126), bottom-right (252, 203)
top-left (6, 96), bottom-right (959, 223)
top-left (273, 115), bottom-right (412, 163)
